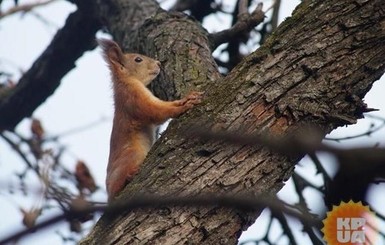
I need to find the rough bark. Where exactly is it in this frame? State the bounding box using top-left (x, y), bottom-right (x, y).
top-left (82, 0), bottom-right (385, 244)
top-left (0, 2), bottom-right (100, 130)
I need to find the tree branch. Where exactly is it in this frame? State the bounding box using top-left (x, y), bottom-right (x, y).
top-left (209, 2), bottom-right (265, 49)
top-left (0, 194), bottom-right (319, 245)
top-left (0, 0), bottom-right (56, 20)
top-left (0, 3), bottom-right (101, 130)
top-left (170, 0), bottom-right (217, 22)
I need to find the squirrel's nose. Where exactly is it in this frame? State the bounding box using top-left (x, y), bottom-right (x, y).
top-left (156, 61), bottom-right (161, 67)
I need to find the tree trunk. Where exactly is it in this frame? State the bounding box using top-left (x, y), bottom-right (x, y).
top-left (82, 0), bottom-right (385, 244)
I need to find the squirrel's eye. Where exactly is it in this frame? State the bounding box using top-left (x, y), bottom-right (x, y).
top-left (134, 57), bottom-right (143, 63)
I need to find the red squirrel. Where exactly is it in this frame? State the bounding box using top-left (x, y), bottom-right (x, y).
top-left (98, 39), bottom-right (203, 201)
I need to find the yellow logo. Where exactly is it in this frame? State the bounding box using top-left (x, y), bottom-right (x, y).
top-left (322, 200), bottom-right (377, 245)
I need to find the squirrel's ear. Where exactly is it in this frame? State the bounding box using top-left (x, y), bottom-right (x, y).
top-left (97, 38), bottom-right (124, 66)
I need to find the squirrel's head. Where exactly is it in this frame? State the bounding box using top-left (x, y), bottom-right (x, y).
top-left (98, 38), bottom-right (161, 85)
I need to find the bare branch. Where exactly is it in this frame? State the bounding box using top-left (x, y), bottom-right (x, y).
top-left (170, 0), bottom-right (217, 22)
top-left (0, 194), bottom-right (320, 244)
top-left (238, 0), bottom-right (248, 16)
top-left (309, 152), bottom-right (332, 184)
top-left (0, 132), bottom-right (35, 170)
top-left (188, 127), bottom-right (385, 173)
top-left (0, 0), bottom-right (56, 20)
top-left (188, 126), bottom-right (325, 156)
top-left (210, 2), bottom-right (265, 49)
top-left (269, 0), bottom-right (281, 30)
top-left (47, 116), bottom-right (109, 141)
top-left (0, 5), bottom-right (101, 130)
top-left (271, 209), bottom-right (298, 245)
top-left (325, 114), bottom-right (385, 141)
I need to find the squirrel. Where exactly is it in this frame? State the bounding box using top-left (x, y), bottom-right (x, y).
top-left (98, 39), bottom-right (203, 201)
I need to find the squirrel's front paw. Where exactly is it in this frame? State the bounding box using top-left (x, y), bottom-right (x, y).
top-left (183, 91), bottom-right (204, 106)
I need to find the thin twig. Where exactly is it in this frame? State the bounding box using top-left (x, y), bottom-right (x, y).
top-left (0, 194), bottom-right (321, 244)
top-left (309, 152), bottom-right (331, 184)
top-left (47, 116), bottom-right (110, 141)
top-left (188, 127), bottom-right (385, 164)
top-left (0, 0), bottom-right (56, 20)
top-left (325, 114), bottom-right (385, 141)
top-left (209, 2), bottom-right (265, 49)
top-left (238, 0), bottom-right (249, 16)
top-left (0, 132), bottom-right (35, 170)
top-left (271, 208), bottom-right (298, 245)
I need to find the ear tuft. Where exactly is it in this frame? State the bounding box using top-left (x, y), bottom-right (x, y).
top-left (97, 38), bottom-right (123, 66)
